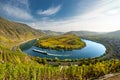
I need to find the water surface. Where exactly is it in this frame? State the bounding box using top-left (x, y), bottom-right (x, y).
top-left (21, 39), bottom-right (106, 59)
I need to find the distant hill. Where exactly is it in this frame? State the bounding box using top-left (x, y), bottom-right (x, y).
top-left (66, 30), bottom-right (120, 39)
top-left (43, 30), bottom-right (64, 36)
top-left (65, 31), bottom-right (102, 37)
top-left (0, 17), bottom-right (45, 47)
top-left (103, 30), bottom-right (120, 39)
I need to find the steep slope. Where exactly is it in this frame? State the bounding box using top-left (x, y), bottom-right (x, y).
top-left (0, 17), bottom-right (45, 47)
top-left (103, 30), bottom-right (120, 39)
top-left (0, 17), bottom-right (44, 70)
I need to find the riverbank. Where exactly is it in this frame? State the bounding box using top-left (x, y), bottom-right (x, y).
top-left (79, 36), bottom-right (116, 59)
top-left (22, 39), bottom-right (106, 61)
top-left (11, 38), bottom-right (37, 51)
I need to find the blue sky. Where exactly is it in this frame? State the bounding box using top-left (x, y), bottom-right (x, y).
top-left (0, 0), bottom-right (120, 32)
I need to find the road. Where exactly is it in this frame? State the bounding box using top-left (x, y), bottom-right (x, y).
top-left (11, 38), bottom-right (37, 51)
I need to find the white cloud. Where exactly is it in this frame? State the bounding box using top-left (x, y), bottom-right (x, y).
top-left (16, 0), bottom-right (29, 5)
top-left (8, 0), bottom-right (29, 8)
top-left (28, 0), bottom-right (120, 32)
top-left (0, 0), bottom-right (33, 21)
top-left (3, 4), bottom-right (33, 20)
top-left (37, 5), bottom-right (61, 16)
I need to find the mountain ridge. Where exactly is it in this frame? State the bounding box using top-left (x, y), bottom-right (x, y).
top-left (0, 16), bottom-right (46, 47)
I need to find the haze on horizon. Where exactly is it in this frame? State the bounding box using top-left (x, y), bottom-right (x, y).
top-left (0, 0), bottom-right (120, 32)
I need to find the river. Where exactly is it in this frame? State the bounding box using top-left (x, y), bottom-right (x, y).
top-left (20, 39), bottom-right (106, 59)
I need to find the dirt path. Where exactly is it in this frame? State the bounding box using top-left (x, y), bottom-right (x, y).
top-left (98, 73), bottom-right (120, 80)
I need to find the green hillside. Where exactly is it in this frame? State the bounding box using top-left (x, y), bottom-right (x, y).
top-left (35, 34), bottom-right (86, 50)
top-left (0, 16), bottom-right (46, 64)
top-left (0, 17), bottom-right (45, 48)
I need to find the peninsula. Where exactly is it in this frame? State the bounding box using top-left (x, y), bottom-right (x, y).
top-left (35, 34), bottom-right (86, 50)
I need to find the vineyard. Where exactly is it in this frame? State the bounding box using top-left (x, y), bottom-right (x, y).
top-left (0, 46), bottom-right (120, 80)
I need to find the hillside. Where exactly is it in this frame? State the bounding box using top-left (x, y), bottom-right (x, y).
top-left (35, 34), bottom-right (86, 50)
top-left (66, 30), bottom-right (120, 39)
top-left (103, 30), bottom-right (120, 39)
top-left (65, 31), bottom-right (101, 37)
top-left (43, 30), bottom-right (64, 36)
top-left (0, 17), bottom-right (45, 48)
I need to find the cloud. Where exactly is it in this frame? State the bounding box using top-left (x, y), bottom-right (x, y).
top-left (13, 0), bottom-right (30, 11)
top-left (0, 0), bottom-right (33, 21)
top-left (28, 0), bottom-right (120, 32)
top-left (1, 0), bottom-right (120, 32)
top-left (3, 4), bottom-right (33, 21)
top-left (37, 5), bottom-right (62, 16)
top-left (16, 0), bottom-right (29, 5)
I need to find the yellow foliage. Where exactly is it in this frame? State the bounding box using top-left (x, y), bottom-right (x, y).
top-left (35, 34), bottom-right (86, 50)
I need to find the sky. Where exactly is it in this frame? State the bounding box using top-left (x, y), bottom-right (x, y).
top-left (0, 0), bottom-right (120, 32)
